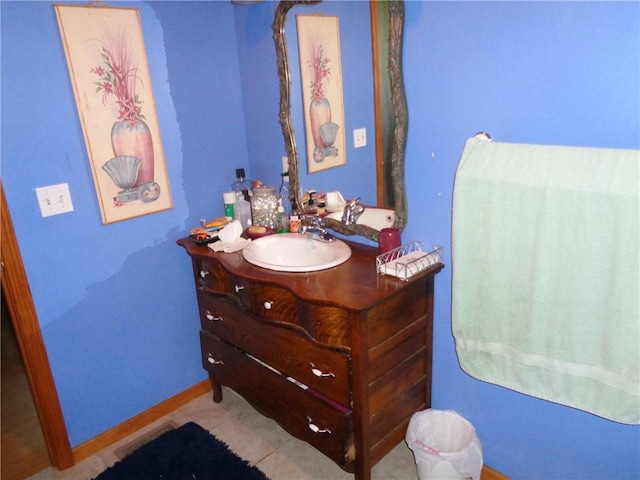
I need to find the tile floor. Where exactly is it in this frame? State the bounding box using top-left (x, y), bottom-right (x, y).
top-left (28, 386), bottom-right (421, 480)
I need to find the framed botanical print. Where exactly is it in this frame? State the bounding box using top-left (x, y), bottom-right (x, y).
top-left (55, 4), bottom-right (172, 224)
top-left (296, 14), bottom-right (346, 173)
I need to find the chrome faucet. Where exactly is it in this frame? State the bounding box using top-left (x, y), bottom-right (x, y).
top-left (341, 197), bottom-right (365, 225)
top-left (299, 215), bottom-right (336, 242)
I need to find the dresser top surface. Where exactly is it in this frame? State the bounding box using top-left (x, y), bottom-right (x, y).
top-left (178, 236), bottom-right (443, 310)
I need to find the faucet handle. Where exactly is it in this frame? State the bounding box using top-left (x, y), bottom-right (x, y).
top-left (301, 214), bottom-right (322, 228)
top-left (342, 198), bottom-right (365, 225)
top-left (345, 197), bottom-right (361, 208)
top-left (299, 214), bottom-right (336, 242)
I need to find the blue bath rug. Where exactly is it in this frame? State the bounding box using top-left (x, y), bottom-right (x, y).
top-left (93, 422), bottom-right (270, 480)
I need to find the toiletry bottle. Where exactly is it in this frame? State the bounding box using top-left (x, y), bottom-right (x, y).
top-left (234, 189), bottom-right (252, 230)
top-left (276, 198), bottom-right (288, 233)
top-left (289, 196), bottom-right (301, 233)
top-left (230, 168), bottom-right (253, 231)
top-left (223, 191), bottom-right (236, 220)
top-left (304, 190), bottom-right (318, 214)
top-left (231, 168), bottom-right (253, 193)
top-left (279, 171), bottom-right (291, 215)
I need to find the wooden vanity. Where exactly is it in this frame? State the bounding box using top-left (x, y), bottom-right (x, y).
top-left (177, 236), bottom-right (443, 480)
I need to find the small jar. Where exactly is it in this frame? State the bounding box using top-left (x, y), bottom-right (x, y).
top-left (251, 186), bottom-right (279, 229)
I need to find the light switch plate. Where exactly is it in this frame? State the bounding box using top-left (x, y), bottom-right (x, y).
top-left (353, 128), bottom-right (367, 148)
top-left (35, 183), bottom-right (74, 217)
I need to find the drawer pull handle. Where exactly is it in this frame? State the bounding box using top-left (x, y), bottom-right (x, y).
top-left (207, 355), bottom-right (224, 365)
top-left (205, 311), bottom-right (223, 322)
top-left (200, 270), bottom-right (209, 278)
top-left (307, 417), bottom-right (331, 435)
top-left (264, 301), bottom-right (273, 310)
top-left (310, 363), bottom-right (335, 378)
top-left (234, 285), bottom-right (245, 293)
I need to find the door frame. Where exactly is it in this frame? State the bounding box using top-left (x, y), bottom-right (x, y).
top-left (1, 182), bottom-right (74, 469)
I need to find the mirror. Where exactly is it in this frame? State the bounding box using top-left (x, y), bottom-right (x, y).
top-left (272, 0), bottom-right (406, 242)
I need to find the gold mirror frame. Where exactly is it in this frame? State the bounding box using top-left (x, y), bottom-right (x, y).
top-left (272, 0), bottom-right (406, 242)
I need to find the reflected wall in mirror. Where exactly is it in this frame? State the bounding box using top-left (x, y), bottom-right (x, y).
top-left (272, 0), bottom-right (406, 242)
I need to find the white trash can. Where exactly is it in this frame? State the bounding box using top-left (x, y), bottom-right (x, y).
top-left (405, 409), bottom-right (483, 480)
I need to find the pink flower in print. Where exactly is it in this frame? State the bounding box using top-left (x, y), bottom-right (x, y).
top-left (90, 28), bottom-right (146, 125)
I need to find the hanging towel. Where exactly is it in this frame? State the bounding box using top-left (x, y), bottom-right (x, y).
top-left (452, 137), bottom-right (639, 424)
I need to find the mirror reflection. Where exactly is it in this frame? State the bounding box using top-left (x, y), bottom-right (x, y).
top-left (272, 0), bottom-right (406, 242)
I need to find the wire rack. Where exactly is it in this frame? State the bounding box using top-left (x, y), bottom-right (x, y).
top-left (376, 242), bottom-right (443, 281)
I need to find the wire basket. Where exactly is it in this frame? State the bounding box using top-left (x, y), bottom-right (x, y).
top-left (376, 242), bottom-right (443, 281)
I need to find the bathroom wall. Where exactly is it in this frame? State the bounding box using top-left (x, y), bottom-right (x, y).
top-left (1, 0), bottom-right (249, 445)
top-left (399, 2), bottom-right (639, 479)
top-left (1, 1), bottom-right (638, 478)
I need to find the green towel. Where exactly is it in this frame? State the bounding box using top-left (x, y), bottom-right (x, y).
top-left (452, 137), bottom-right (639, 424)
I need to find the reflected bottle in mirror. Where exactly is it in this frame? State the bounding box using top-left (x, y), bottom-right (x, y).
top-left (289, 197), bottom-right (302, 233)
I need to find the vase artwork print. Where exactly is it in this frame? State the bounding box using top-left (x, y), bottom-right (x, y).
top-left (296, 14), bottom-right (346, 173)
top-left (56, 5), bottom-right (172, 224)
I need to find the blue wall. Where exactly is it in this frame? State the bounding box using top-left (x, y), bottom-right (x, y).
top-left (1, 1), bottom-right (638, 478)
top-left (1, 0), bottom-right (247, 445)
top-left (401, 2), bottom-right (639, 479)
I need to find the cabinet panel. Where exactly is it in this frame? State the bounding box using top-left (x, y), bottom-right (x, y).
top-left (200, 331), bottom-right (354, 469)
top-left (367, 316), bottom-right (428, 381)
top-left (198, 292), bottom-right (351, 407)
top-left (368, 348), bottom-right (427, 416)
top-left (367, 279), bottom-right (432, 348)
top-left (369, 380), bottom-right (426, 442)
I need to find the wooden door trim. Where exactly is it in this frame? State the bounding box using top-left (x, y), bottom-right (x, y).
top-left (0, 182), bottom-right (75, 469)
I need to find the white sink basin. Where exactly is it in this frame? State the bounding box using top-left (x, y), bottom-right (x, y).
top-left (242, 233), bottom-right (352, 272)
top-left (326, 207), bottom-right (395, 231)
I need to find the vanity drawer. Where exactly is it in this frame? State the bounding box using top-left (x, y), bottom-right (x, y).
top-left (250, 283), bottom-right (352, 348)
top-left (195, 260), bottom-right (352, 348)
top-left (200, 330), bottom-right (354, 469)
top-left (194, 258), bottom-right (234, 294)
top-left (195, 259), bottom-right (251, 304)
top-left (198, 292), bottom-right (351, 407)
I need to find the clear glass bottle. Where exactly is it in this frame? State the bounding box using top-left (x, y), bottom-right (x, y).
top-left (231, 168), bottom-right (253, 193)
top-left (250, 186), bottom-right (279, 229)
top-left (278, 171), bottom-right (291, 216)
top-left (234, 189), bottom-right (252, 230)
